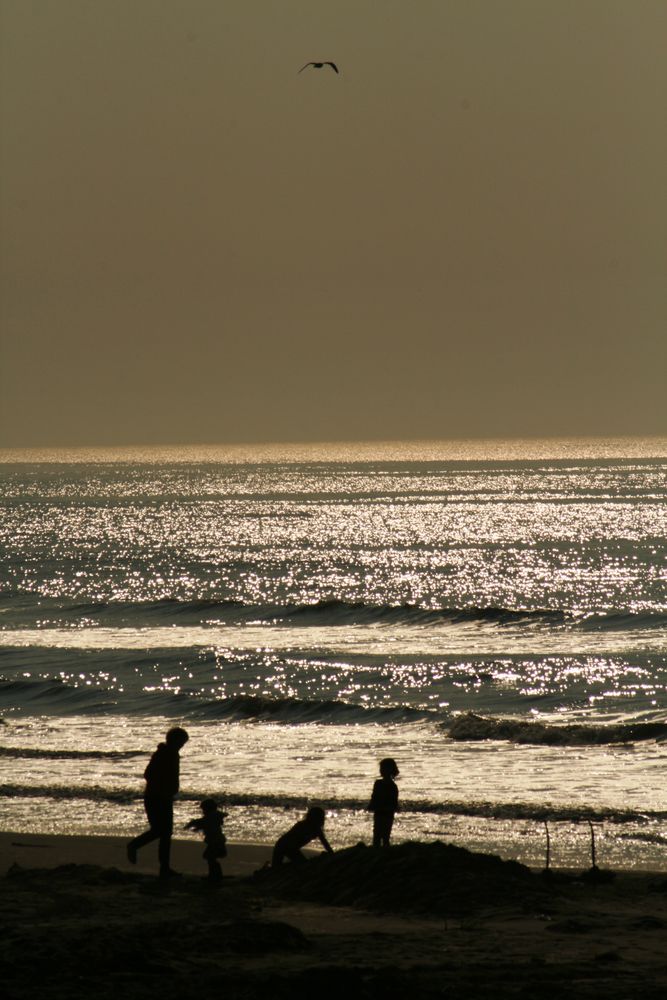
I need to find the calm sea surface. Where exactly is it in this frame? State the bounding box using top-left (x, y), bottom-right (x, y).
top-left (1, 439), bottom-right (666, 869)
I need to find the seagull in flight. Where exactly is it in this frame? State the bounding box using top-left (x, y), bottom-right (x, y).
top-left (299, 61), bottom-right (339, 74)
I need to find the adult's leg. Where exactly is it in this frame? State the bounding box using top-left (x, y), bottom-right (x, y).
top-left (128, 797), bottom-right (173, 869)
top-left (150, 798), bottom-right (174, 872)
top-left (127, 796), bottom-right (162, 856)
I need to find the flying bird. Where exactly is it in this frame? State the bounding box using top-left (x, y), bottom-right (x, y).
top-left (299, 61), bottom-right (339, 74)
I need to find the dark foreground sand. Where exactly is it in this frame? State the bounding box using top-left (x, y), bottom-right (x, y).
top-left (2, 833), bottom-right (667, 999)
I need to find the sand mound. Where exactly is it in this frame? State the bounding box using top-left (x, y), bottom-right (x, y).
top-left (258, 840), bottom-right (550, 916)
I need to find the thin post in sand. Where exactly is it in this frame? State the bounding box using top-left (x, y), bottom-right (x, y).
top-left (588, 820), bottom-right (598, 870)
top-left (543, 820), bottom-right (551, 873)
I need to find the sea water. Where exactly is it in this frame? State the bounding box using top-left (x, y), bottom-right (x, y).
top-left (1, 439), bottom-right (666, 870)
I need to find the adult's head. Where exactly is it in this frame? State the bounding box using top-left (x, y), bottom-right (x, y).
top-left (200, 798), bottom-right (217, 813)
top-left (166, 726), bottom-right (189, 749)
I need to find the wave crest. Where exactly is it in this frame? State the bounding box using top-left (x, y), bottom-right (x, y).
top-left (3, 677), bottom-right (667, 744)
top-left (3, 593), bottom-right (665, 632)
top-left (446, 712), bottom-right (667, 746)
top-left (0, 677), bottom-right (436, 724)
top-left (191, 694), bottom-right (433, 724)
top-left (0, 746), bottom-right (143, 761)
top-left (0, 782), bottom-right (663, 825)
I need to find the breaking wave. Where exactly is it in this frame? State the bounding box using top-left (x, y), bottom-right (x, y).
top-left (0, 781), bottom-right (664, 825)
top-left (446, 712), bottom-right (667, 745)
top-left (2, 676), bottom-right (667, 743)
top-left (190, 694), bottom-right (433, 724)
top-left (0, 746), bottom-right (143, 761)
top-left (3, 594), bottom-right (666, 630)
top-left (0, 677), bottom-right (436, 723)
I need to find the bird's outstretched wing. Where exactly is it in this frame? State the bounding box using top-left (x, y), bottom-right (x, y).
top-left (298, 61), bottom-right (340, 74)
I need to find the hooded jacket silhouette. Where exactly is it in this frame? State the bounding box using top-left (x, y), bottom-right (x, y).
top-left (126, 727), bottom-right (188, 877)
top-left (144, 740), bottom-right (181, 797)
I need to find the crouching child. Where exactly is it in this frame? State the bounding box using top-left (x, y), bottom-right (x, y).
top-left (272, 806), bottom-right (333, 866)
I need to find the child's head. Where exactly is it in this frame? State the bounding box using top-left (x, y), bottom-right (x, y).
top-left (379, 757), bottom-right (399, 778)
top-left (200, 798), bottom-right (218, 814)
top-left (166, 726), bottom-right (189, 749)
top-left (305, 806), bottom-right (326, 827)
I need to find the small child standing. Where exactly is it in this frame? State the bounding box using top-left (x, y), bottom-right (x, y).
top-left (185, 798), bottom-right (228, 881)
top-left (368, 757), bottom-right (399, 848)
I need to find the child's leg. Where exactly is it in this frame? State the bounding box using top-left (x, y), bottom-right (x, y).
top-left (272, 834), bottom-right (302, 866)
top-left (272, 841), bottom-right (305, 866)
top-left (203, 845), bottom-right (223, 879)
top-left (374, 812), bottom-right (393, 847)
top-left (207, 859), bottom-right (223, 881)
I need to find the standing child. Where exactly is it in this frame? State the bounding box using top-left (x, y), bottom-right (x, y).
top-left (368, 757), bottom-right (399, 848)
top-left (272, 806), bottom-right (333, 866)
top-left (185, 798), bottom-right (228, 881)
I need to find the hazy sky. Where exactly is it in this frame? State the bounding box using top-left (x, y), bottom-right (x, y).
top-left (1, 0), bottom-right (665, 447)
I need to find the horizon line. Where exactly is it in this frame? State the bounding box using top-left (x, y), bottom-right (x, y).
top-left (1, 434), bottom-right (666, 464)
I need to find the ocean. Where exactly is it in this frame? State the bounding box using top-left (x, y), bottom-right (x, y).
top-left (1, 438), bottom-right (666, 871)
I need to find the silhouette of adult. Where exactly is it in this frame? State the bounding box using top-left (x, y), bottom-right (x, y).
top-left (126, 726), bottom-right (189, 877)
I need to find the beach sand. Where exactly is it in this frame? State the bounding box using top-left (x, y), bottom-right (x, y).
top-left (2, 832), bottom-right (667, 999)
top-left (0, 831), bottom-right (273, 878)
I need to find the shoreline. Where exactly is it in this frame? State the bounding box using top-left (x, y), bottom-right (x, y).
top-left (2, 829), bottom-right (666, 878)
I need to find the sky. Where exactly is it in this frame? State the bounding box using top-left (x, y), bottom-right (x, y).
top-left (1, 0), bottom-right (665, 447)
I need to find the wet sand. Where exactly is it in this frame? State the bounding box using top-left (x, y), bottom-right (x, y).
top-left (0, 831), bottom-right (274, 878)
top-left (2, 832), bottom-right (667, 999)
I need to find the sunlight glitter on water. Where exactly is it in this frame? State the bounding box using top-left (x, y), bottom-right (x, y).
top-left (1, 623), bottom-right (666, 657)
top-left (3, 715), bottom-right (667, 815)
top-left (2, 715), bottom-right (667, 869)
top-left (1, 442), bottom-right (665, 869)
top-left (1, 436), bottom-right (666, 465)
